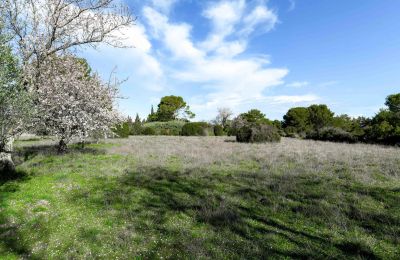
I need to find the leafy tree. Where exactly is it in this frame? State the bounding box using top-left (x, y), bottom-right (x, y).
top-left (155, 96), bottom-right (195, 122)
top-left (283, 107), bottom-right (310, 136)
top-left (240, 109), bottom-right (271, 124)
top-left (385, 93), bottom-right (400, 113)
top-left (332, 114), bottom-right (353, 132)
top-left (307, 104), bottom-right (334, 131)
top-left (0, 33), bottom-right (34, 172)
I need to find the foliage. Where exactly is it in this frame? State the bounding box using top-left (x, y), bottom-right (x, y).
top-left (112, 122), bottom-right (130, 138)
top-left (213, 125), bottom-right (225, 136)
top-left (240, 109), bottom-right (271, 125)
top-left (28, 55), bottom-right (120, 151)
top-left (307, 104), bottom-right (334, 131)
top-left (0, 35), bottom-right (34, 156)
top-left (153, 96), bottom-right (195, 122)
top-left (181, 122), bottom-right (214, 136)
top-left (142, 121), bottom-right (186, 136)
top-left (367, 107), bottom-right (400, 145)
top-left (147, 105), bottom-right (158, 122)
top-left (283, 107), bottom-right (311, 137)
top-left (385, 93), bottom-right (400, 113)
top-left (236, 124), bottom-right (281, 143)
top-left (307, 127), bottom-right (356, 143)
top-left (142, 127), bottom-right (156, 136)
top-left (129, 114), bottom-right (143, 135)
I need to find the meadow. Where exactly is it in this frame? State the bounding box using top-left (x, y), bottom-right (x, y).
top-left (1, 136), bottom-right (399, 259)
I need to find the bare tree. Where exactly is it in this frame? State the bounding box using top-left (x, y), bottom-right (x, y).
top-left (1, 0), bottom-right (134, 84)
top-left (216, 107), bottom-right (233, 128)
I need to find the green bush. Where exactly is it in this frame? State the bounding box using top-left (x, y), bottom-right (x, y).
top-left (112, 122), bottom-right (130, 138)
top-left (307, 127), bottom-right (356, 143)
top-left (181, 122), bottom-right (214, 136)
top-left (142, 121), bottom-right (186, 136)
top-left (142, 127), bottom-right (156, 136)
top-left (236, 124), bottom-right (281, 143)
top-left (213, 125), bottom-right (225, 136)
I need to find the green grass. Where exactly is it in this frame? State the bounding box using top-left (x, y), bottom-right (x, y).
top-left (0, 137), bottom-right (399, 259)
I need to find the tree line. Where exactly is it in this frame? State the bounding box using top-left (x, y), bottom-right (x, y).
top-left (119, 94), bottom-right (400, 146)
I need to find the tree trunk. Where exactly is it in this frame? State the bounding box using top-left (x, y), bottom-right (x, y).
top-left (0, 138), bottom-right (15, 174)
top-left (58, 139), bottom-right (68, 154)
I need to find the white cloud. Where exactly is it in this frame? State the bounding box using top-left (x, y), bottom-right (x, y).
top-left (241, 5), bottom-right (278, 35)
top-left (287, 81), bottom-right (309, 88)
top-left (270, 94), bottom-right (319, 104)
top-left (151, 0), bottom-right (178, 14)
top-left (143, 7), bottom-right (204, 61)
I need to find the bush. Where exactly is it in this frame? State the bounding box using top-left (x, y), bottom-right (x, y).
top-left (181, 122), bottom-right (214, 136)
top-left (112, 122), bottom-right (130, 138)
top-left (307, 127), bottom-right (356, 143)
top-left (142, 127), bottom-right (156, 136)
top-left (214, 125), bottom-right (225, 136)
top-left (142, 121), bottom-right (185, 136)
top-left (236, 124), bottom-right (281, 143)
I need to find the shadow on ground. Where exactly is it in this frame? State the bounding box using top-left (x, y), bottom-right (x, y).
top-left (66, 166), bottom-right (394, 259)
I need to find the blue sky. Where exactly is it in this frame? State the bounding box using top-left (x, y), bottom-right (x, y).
top-left (81, 0), bottom-right (400, 121)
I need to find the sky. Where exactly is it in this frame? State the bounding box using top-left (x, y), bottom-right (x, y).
top-left (80, 0), bottom-right (400, 121)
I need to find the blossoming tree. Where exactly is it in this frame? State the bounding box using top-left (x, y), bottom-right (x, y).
top-left (28, 55), bottom-right (120, 152)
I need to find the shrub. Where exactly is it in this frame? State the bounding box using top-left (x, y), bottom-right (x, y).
top-left (307, 127), bottom-right (356, 143)
top-left (112, 122), bottom-right (130, 138)
top-left (142, 121), bottom-right (186, 136)
top-left (236, 124), bottom-right (281, 143)
top-left (214, 125), bottom-right (225, 136)
top-left (181, 122), bottom-right (214, 136)
top-left (142, 127), bottom-right (156, 136)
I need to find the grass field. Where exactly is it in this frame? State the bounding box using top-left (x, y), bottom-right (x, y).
top-left (1, 136), bottom-right (399, 259)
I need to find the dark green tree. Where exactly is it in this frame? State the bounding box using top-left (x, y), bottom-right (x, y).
top-left (307, 104), bottom-right (334, 131)
top-left (385, 93), bottom-right (400, 113)
top-left (147, 105), bottom-right (158, 122)
top-left (240, 109), bottom-right (271, 124)
top-left (283, 107), bottom-right (310, 135)
top-left (130, 113), bottom-right (142, 135)
top-left (155, 96), bottom-right (195, 122)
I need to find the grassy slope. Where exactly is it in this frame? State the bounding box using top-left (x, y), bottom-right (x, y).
top-left (0, 137), bottom-right (399, 259)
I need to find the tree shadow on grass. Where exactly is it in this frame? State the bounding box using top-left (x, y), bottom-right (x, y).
top-left (64, 166), bottom-right (389, 259)
top-left (0, 168), bottom-right (31, 258)
top-left (14, 144), bottom-right (105, 162)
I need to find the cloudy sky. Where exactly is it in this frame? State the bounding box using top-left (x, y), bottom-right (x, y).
top-left (80, 0), bottom-right (400, 121)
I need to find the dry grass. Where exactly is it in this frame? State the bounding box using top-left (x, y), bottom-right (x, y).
top-left (105, 136), bottom-right (400, 183)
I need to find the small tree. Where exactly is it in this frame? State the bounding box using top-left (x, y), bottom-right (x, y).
top-left (29, 55), bottom-right (120, 152)
top-left (215, 107), bottom-right (233, 129)
top-left (130, 114), bottom-right (143, 135)
top-left (0, 34), bottom-right (33, 172)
